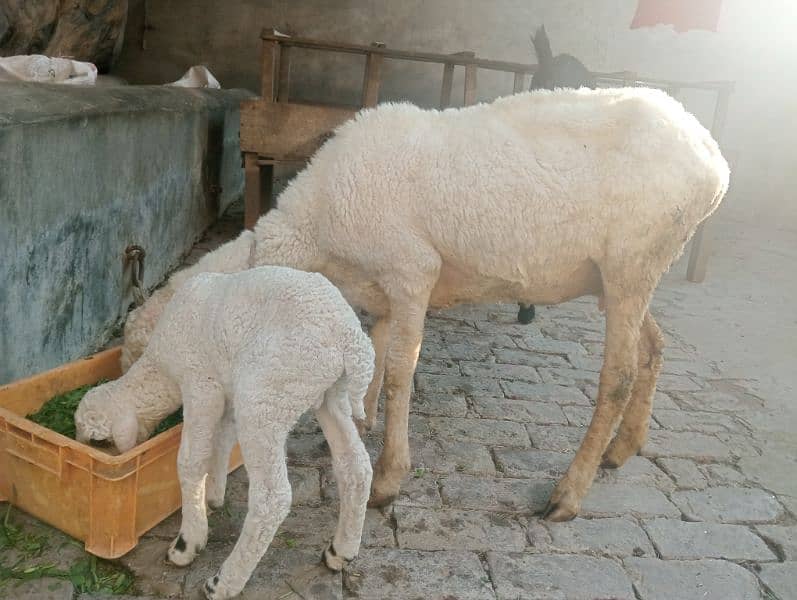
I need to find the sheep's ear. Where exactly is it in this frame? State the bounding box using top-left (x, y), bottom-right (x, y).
top-left (111, 406), bottom-right (139, 453)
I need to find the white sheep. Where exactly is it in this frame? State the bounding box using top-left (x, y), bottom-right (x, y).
top-left (76, 266), bottom-right (374, 599)
top-left (119, 86), bottom-right (730, 521)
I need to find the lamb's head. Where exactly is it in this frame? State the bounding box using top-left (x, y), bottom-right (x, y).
top-left (75, 382), bottom-right (140, 453)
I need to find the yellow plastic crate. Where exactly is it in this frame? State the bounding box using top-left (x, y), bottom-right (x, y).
top-left (0, 347), bottom-right (242, 558)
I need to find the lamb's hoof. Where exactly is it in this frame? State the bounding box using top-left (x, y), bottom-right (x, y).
top-left (543, 482), bottom-right (581, 522)
top-left (204, 573), bottom-right (237, 600)
top-left (601, 438), bottom-right (640, 469)
top-left (322, 543), bottom-right (351, 572)
top-left (167, 533), bottom-right (201, 567)
top-left (517, 304), bottom-right (536, 324)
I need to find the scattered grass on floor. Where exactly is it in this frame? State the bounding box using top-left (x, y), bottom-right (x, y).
top-left (0, 505), bottom-right (134, 594)
top-left (26, 382), bottom-right (183, 442)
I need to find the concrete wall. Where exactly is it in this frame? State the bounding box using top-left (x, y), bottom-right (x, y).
top-left (113, 0), bottom-right (797, 226)
top-left (0, 83), bottom-right (253, 384)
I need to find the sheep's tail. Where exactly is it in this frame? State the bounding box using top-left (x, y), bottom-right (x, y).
top-left (531, 25), bottom-right (554, 67)
top-left (340, 323), bottom-right (376, 421)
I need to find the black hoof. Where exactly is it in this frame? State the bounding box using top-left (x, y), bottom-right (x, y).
top-left (517, 304), bottom-right (536, 324)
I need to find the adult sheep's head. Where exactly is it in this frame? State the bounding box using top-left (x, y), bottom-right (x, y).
top-left (74, 382), bottom-right (140, 453)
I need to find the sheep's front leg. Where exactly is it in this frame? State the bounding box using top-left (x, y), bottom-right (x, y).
top-left (204, 404), bottom-right (293, 600)
top-left (206, 406), bottom-right (237, 510)
top-left (545, 293), bottom-right (648, 522)
top-left (168, 383), bottom-right (225, 567)
top-left (316, 381), bottom-right (372, 568)
top-left (369, 299), bottom-right (429, 507)
top-left (360, 316), bottom-right (390, 433)
top-left (602, 311), bottom-right (664, 467)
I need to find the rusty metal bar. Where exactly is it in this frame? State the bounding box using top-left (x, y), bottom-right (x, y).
top-left (463, 63), bottom-right (478, 105)
top-left (439, 63), bottom-right (454, 108)
top-left (361, 43), bottom-right (385, 107)
top-left (686, 86), bottom-right (732, 283)
top-left (277, 45), bottom-right (292, 102)
top-left (513, 71), bottom-right (525, 93)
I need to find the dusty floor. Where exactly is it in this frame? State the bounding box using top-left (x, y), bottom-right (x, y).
top-left (2, 204), bottom-right (796, 600)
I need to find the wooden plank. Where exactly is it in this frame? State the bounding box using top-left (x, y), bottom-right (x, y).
top-left (244, 153), bottom-right (262, 230)
top-left (240, 101), bottom-right (357, 159)
top-left (439, 63), bottom-right (454, 108)
top-left (463, 63), bottom-right (478, 105)
top-left (277, 45), bottom-right (292, 102)
top-left (261, 39), bottom-right (280, 101)
top-left (361, 46), bottom-right (384, 107)
top-left (686, 86), bottom-right (731, 283)
top-left (513, 71), bottom-right (525, 93)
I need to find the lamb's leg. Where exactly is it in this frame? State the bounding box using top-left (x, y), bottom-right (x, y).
top-left (360, 316), bottom-right (390, 433)
top-left (203, 404), bottom-right (294, 600)
top-left (602, 310), bottom-right (664, 467)
top-left (517, 303), bottom-right (536, 324)
top-left (167, 384), bottom-right (225, 567)
top-left (316, 380), bottom-right (372, 568)
top-left (544, 292), bottom-right (649, 522)
top-left (206, 406), bottom-right (237, 510)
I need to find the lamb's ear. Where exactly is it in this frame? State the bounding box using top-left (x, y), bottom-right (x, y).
top-left (111, 405), bottom-right (139, 453)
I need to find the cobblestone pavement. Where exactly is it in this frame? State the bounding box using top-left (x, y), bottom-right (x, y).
top-left (6, 207), bottom-right (796, 599)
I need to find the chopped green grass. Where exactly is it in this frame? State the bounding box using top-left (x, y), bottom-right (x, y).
top-left (0, 505), bottom-right (134, 594)
top-left (26, 381), bottom-right (183, 442)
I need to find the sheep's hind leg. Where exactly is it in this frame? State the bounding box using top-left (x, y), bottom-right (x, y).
top-left (602, 310), bottom-right (664, 468)
top-left (360, 316), bottom-right (390, 434)
top-left (316, 379), bottom-right (372, 569)
top-left (168, 383), bottom-right (225, 567)
top-left (206, 405), bottom-right (237, 510)
top-left (204, 396), bottom-right (296, 600)
top-left (544, 290), bottom-right (649, 522)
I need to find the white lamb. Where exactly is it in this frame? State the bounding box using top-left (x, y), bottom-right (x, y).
top-left (119, 87), bottom-right (730, 521)
top-left (76, 266), bottom-right (375, 600)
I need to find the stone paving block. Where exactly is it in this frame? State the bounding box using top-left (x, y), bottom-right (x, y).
top-left (9, 578), bottom-right (74, 600)
top-left (581, 483), bottom-right (680, 518)
top-left (460, 360), bottom-right (542, 383)
top-left (395, 506), bottom-right (525, 551)
top-left (441, 331), bottom-right (517, 349)
top-left (715, 432), bottom-right (762, 458)
top-left (487, 552), bottom-right (635, 600)
top-left (702, 463), bottom-right (748, 487)
top-left (429, 304), bottom-right (492, 321)
top-left (393, 471), bottom-right (443, 508)
top-left (411, 392), bottom-right (468, 417)
top-left (420, 340), bottom-right (492, 362)
top-left (415, 358), bottom-right (461, 375)
top-left (288, 466), bottom-right (321, 505)
top-left (653, 409), bottom-right (745, 433)
top-left (474, 319), bottom-right (545, 336)
top-left (657, 458), bottom-right (708, 489)
top-left (527, 424), bottom-right (587, 453)
top-left (344, 548), bottom-right (495, 600)
top-left (779, 495), bottom-right (797, 519)
top-left (493, 347), bottom-right (570, 368)
top-left (440, 473), bottom-right (553, 512)
top-left (425, 317), bottom-right (478, 334)
top-left (641, 430), bottom-right (731, 460)
top-left (672, 487), bottom-right (784, 523)
top-left (119, 537), bottom-right (187, 597)
top-left (541, 517), bottom-right (655, 557)
top-left (287, 433), bottom-right (332, 467)
top-left (566, 353), bottom-right (604, 372)
top-left (416, 373), bottom-right (503, 396)
top-left (494, 448), bottom-right (572, 479)
top-left (642, 518), bottom-right (777, 561)
top-left (428, 416), bottom-right (531, 447)
top-left (739, 453), bottom-right (797, 497)
top-left (679, 390), bottom-right (765, 412)
top-left (540, 323), bottom-right (605, 343)
top-left (413, 438), bottom-right (497, 475)
top-left (562, 404), bottom-right (594, 427)
top-left (273, 506), bottom-right (394, 550)
top-left (755, 525), bottom-right (797, 560)
top-left (653, 391), bottom-right (680, 410)
top-left (757, 562), bottom-right (797, 600)
top-left (657, 374), bottom-right (704, 392)
top-left (514, 337), bottom-right (588, 356)
top-left (597, 456), bottom-right (675, 492)
top-left (184, 546), bottom-right (341, 600)
top-left (471, 396), bottom-right (568, 424)
top-left (538, 367), bottom-right (600, 387)
top-left (660, 359), bottom-right (719, 378)
top-left (501, 381), bottom-right (592, 405)
top-left (624, 558), bottom-right (762, 600)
